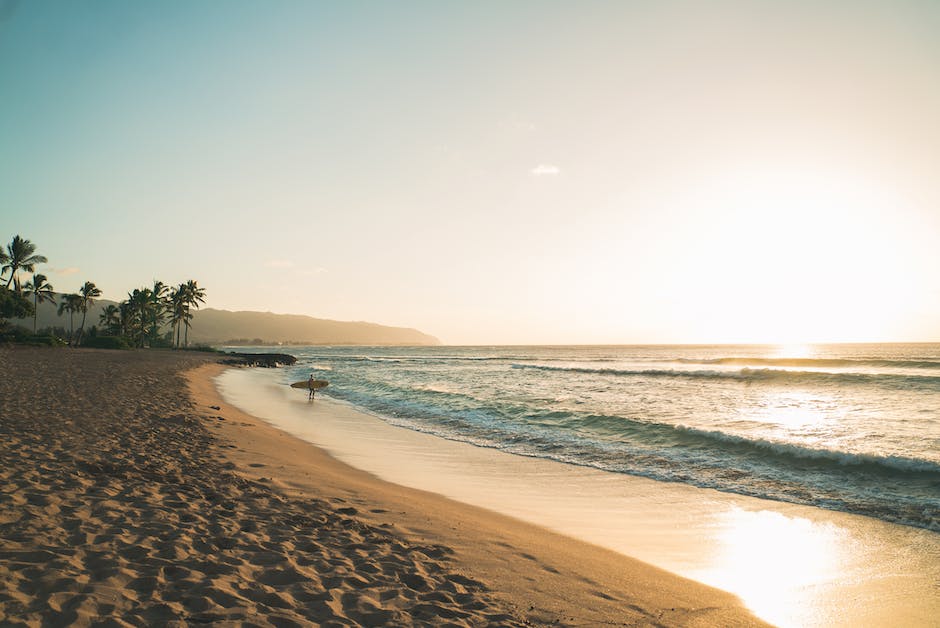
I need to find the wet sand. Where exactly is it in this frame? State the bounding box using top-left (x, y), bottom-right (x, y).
top-left (0, 347), bottom-right (766, 626)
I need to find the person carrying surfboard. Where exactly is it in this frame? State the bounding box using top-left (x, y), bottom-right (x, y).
top-left (290, 376), bottom-right (329, 399)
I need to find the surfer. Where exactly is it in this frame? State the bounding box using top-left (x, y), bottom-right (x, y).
top-left (290, 377), bottom-right (328, 398)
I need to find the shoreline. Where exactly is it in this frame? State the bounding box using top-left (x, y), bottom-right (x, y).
top-left (215, 360), bottom-right (940, 628)
top-left (194, 362), bottom-right (768, 626)
top-left (0, 347), bottom-right (765, 626)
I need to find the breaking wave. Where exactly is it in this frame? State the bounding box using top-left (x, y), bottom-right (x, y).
top-left (511, 363), bottom-right (940, 390)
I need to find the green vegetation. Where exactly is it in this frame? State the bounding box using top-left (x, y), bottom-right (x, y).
top-left (119, 280), bottom-right (206, 348)
top-left (99, 304), bottom-right (121, 336)
top-left (187, 344), bottom-right (222, 353)
top-left (81, 335), bottom-right (132, 350)
top-left (1, 285), bottom-right (31, 317)
top-left (0, 234), bottom-right (206, 350)
top-left (0, 324), bottom-right (66, 347)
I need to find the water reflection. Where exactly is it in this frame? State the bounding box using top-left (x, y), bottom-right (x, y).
top-left (747, 390), bottom-right (835, 430)
top-left (691, 507), bottom-right (844, 628)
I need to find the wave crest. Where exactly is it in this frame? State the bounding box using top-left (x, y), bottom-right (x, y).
top-left (678, 357), bottom-right (940, 369)
top-left (511, 363), bottom-right (940, 389)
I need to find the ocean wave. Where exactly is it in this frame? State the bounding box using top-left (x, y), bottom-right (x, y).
top-left (569, 413), bottom-right (940, 476)
top-left (672, 424), bottom-right (940, 474)
top-left (676, 357), bottom-right (940, 369)
top-left (288, 345), bottom-right (940, 530)
top-left (325, 375), bottom-right (940, 481)
top-left (511, 363), bottom-right (940, 389)
top-left (325, 390), bottom-right (940, 529)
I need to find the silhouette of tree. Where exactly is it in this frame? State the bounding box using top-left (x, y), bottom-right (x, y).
top-left (2, 236), bottom-right (47, 291)
top-left (24, 273), bottom-right (55, 333)
top-left (58, 294), bottom-right (82, 344)
top-left (182, 279), bottom-right (206, 346)
top-left (99, 304), bottom-right (121, 336)
top-left (125, 287), bottom-right (155, 347)
top-left (0, 286), bottom-right (33, 322)
top-left (76, 281), bottom-right (102, 345)
top-left (147, 280), bottom-right (171, 345)
top-left (169, 284), bottom-right (186, 348)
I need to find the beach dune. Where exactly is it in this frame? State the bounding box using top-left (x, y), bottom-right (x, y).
top-left (0, 347), bottom-right (765, 626)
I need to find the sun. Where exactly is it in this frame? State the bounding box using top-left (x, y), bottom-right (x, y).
top-left (663, 165), bottom-right (916, 343)
top-left (771, 343), bottom-right (813, 359)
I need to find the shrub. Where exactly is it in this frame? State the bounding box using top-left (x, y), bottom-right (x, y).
top-left (82, 336), bottom-right (132, 350)
top-left (188, 345), bottom-right (222, 353)
top-left (0, 324), bottom-right (29, 343)
top-left (149, 335), bottom-right (174, 348)
top-left (21, 335), bottom-right (66, 347)
top-left (0, 287), bottom-right (33, 320)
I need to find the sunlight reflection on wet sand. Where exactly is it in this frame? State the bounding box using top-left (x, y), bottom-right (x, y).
top-left (692, 508), bottom-right (844, 627)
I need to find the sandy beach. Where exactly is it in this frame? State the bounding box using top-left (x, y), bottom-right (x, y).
top-left (0, 347), bottom-right (767, 626)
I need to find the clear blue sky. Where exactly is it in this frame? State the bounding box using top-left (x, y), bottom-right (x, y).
top-left (2, 0), bottom-right (939, 343)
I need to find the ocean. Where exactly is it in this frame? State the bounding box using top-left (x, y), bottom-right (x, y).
top-left (233, 343), bottom-right (940, 531)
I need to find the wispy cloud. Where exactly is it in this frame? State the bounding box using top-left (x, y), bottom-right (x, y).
top-left (52, 267), bottom-right (80, 276)
top-left (530, 164), bottom-right (560, 176)
top-left (299, 267), bottom-right (327, 276)
top-left (264, 259), bottom-right (295, 269)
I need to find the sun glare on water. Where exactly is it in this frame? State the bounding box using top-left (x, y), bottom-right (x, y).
top-left (771, 344), bottom-right (814, 359)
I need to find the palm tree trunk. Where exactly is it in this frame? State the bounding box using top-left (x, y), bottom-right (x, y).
top-left (68, 312), bottom-right (74, 345)
top-left (33, 293), bottom-right (37, 334)
top-left (78, 309), bottom-right (88, 346)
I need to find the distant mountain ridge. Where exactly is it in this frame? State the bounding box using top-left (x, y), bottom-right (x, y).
top-left (15, 297), bottom-right (440, 346)
top-left (191, 308), bottom-right (439, 345)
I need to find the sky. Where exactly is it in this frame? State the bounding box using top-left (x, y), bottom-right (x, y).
top-left (1, 0), bottom-right (939, 344)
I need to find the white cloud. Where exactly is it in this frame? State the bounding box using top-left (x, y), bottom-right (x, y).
top-left (52, 267), bottom-right (80, 276)
top-left (264, 259), bottom-right (295, 269)
top-left (530, 164), bottom-right (560, 176)
top-left (298, 267), bottom-right (327, 276)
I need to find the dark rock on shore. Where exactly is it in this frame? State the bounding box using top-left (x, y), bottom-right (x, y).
top-left (223, 352), bottom-right (297, 367)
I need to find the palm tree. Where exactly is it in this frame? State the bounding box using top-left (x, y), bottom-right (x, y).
top-left (152, 280), bottom-right (169, 305)
top-left (169, 284), bottom-right (186, 348)
top-left (181, 308), bottom-right (194, 347)
top-left (118, 301), bottom-right (133, 338)
top-left (126, 287), bottom-right (154, 347)
top-left (182, 279), bottom-right (206, 347)
top-left (99, 304), bottom-right (121, 336)
top-left (23, 274), bottom-right (55, 333)
top-left (75, 281), bottom-right (102, 345)
top-left (2, 236), bottom-right (48, 291)
top-left (147, 280), bottom-right (170, 344)
top-left (58, 294), bottom-right (82, 344)
top-left (0, 247), bottom-right (8, 285)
